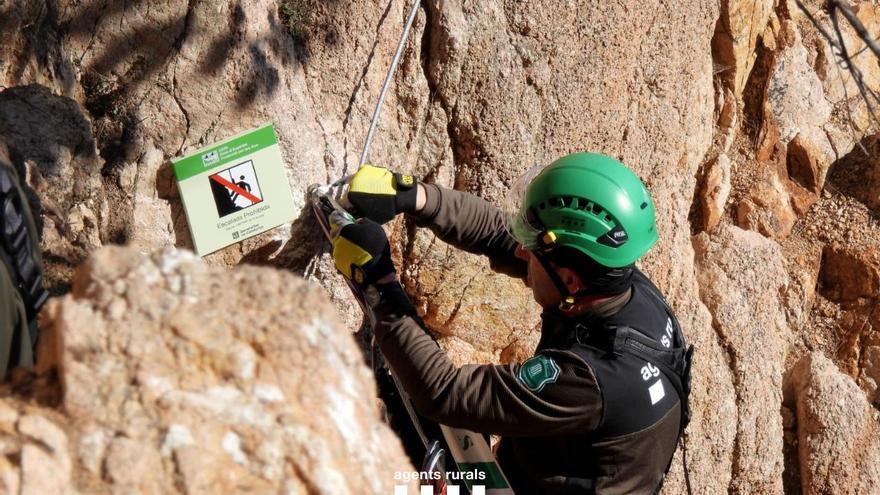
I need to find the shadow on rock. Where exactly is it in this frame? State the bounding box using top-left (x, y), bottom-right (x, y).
top-left (271, 203), bottom-right (326, 277)
top-left (826, 133), bottom-right (880, 220)
top-left (156, 159), bottom-right (195, 252)
top-left (1, 1), bottom-right (77, 96)
top-left (236, 43), bottom-right (281, 109)
top-left (0, 85), bottom-right (98, 174)
top-left (200, 2), bottom-right (248, 76)
top-left (0, 84), bottom-right (105, 296)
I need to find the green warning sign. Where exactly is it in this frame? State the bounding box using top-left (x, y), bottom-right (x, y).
top-left (173, 123), bottom-right (296, 256)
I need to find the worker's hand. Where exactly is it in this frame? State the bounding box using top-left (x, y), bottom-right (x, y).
top-left (346, 165), bottom-right (418, 224)
top-left (331, 217), bottom-right (396, 287)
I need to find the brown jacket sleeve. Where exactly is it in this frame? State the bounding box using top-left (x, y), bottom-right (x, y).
top-left (372, 283), bottom-right (602, 437)
top-left (409, 184), bottom-right (526, 279)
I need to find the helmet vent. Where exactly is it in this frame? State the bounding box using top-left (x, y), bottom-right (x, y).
top-left (640, 202), bottom-right (648, 210)
top-left (539, 195), bottom-right (621, 227)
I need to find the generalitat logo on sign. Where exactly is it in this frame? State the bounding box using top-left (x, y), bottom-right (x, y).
top-left (202, 150), bottom-right (219, 165)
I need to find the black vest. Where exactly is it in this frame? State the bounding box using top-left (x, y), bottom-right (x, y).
top-left (567, 270), bottom-right (693, 438)
top-left (499, 269), bottom-right (693, 494)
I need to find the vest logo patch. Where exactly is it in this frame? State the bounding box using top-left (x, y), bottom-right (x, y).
top-left (518, 355), bottom-right (561, 392)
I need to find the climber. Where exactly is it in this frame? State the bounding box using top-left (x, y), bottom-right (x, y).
top-left (330, 153), bottom-right (693, 494)
top-left (229, 174), bottom-right (252, 204)
top-left (0, 158), bottom-right (48, 378)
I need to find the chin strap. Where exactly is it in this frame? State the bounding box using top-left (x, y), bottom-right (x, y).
top-left (537, 253), bottom-right (577, 311)
top-left (532, 231), bottom-right (578, 311)
top-left (533, 231), bottom-right (625, 312)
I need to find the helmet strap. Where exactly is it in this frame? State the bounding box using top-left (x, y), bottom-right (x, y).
top-left (532, 249), bottom-right (577, 312)
top-left (532, 231), bottom-right (577, 311)
top-left (532, 238), bottom-right (629, 313)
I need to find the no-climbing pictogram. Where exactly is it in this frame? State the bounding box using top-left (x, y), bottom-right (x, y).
top-left (209, 160), bottom-right (264, 218)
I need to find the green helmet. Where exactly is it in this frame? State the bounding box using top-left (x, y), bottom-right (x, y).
top-left (505, 152), bottom-right (657, 268)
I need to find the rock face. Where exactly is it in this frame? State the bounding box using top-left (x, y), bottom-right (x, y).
top-left (0, 1), bottom-right (79, 98)
top-left (770, 7), bottom-right (880, 179)
top-left (0, 401), bottom-right (75, 495)
top-left (24, 246), bottom-right (414, 494)
top-left (0, 85), bottom-right (107, 292)
top-left (813, 4), bottom-right (880, 130)
top-left (736, 163), bottom-right (797, 241)
top-left (125, 143), bottom-right (177, 251)
top-left (849, 133), bottom-right (880, 213)
top-left (693, 225), bottom-right (791, 494)
top-left (761, 21), bottom-right (834, 158)
top-left (787, 134), bottom-right (826, 194)
top-left (820, 243), bottom-right (880, 302)
top-left (403, 226), bottom-right (541, 365)
top-left (394, 4), bottom-right (736, 490)
top-left (3, 0), bottom-right (880, 492)
top-left (713, 0), bottom-right (777, 97)
top-left (861, 346), bottom-right (880, 405)
top-left (869, 158), bottom-right (880, 212)
top-left (4, 0), bottom-right (721, 370)
top-left (700, 153), bottom-right (732, 231)
top-left (787, 352), bottom-right (880, 495)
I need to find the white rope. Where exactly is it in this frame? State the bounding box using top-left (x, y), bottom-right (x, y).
top-left (358, 0), bottom-right (422, 168)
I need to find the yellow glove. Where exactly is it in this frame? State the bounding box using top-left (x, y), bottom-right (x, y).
top-left (346, 165), bottom-right (418, 224)
top-left (331, 218), bottom-right (396, 287)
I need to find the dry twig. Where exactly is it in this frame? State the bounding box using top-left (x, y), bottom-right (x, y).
top-left (794, 0), bottom-right (880, 131)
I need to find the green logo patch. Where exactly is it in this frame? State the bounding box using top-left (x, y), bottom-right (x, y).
top-left (518, 355), bottom-right (560, 392)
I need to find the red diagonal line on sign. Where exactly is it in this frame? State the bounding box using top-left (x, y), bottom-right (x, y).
top-left (210, 174), bottom-right (261, 203)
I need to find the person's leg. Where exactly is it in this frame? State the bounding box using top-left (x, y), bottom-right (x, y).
top-left (0, 261), bottom-right (33, 377)
top-left (0, 160), bottom-right (46, 373)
